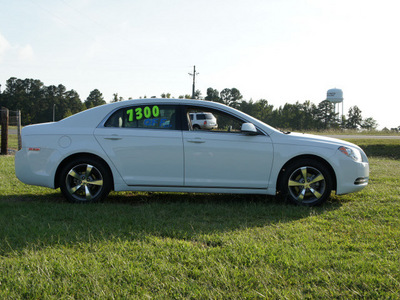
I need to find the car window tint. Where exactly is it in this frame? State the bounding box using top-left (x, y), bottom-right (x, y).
top-left (105, 105), bottom-right (177, 130)
top-left (186, 107), bottom-right (244, 133)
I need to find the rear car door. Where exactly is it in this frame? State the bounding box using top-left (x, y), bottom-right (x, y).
top-left (94, 104), bottom-right (184, 186)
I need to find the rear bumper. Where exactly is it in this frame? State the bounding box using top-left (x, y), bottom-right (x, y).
top-left (15, 148), bottom-right (59, 189)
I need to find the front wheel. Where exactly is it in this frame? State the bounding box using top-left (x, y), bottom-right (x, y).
top-left (59, 157), bottom-right (112, 203)
top-left (280, 159), bottom-right (333, 206)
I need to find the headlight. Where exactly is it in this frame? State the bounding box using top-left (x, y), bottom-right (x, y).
top-left (338, 146), bottom-right (362, 162)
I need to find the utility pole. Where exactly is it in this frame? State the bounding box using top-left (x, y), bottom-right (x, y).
top-left (188, 65), bottom-right (199, 99)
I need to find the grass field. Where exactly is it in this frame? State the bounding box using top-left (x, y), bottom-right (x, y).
top-left (1, 139), bottom-right (400, 298)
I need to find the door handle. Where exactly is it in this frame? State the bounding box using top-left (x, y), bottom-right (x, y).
top-left (187, 138), bottom-right (205, 144)
top-left (104, 137), bottom-right (122, 140)
top-left (104, 135), bottom-right (122, 141)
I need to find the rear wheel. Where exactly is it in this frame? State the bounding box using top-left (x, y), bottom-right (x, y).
top-left (280, 159), bottom-right (333, 206)
top-left (59, 157), bottom-right (112, 203)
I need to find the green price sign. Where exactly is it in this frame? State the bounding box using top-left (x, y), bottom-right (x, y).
top-left (127, 106), bottom-right (160, 121)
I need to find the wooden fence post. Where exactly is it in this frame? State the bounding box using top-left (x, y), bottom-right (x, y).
top-left (17, 110), bottom-right (22, 150)
top-left (1, 107), bottom-right (9, 155)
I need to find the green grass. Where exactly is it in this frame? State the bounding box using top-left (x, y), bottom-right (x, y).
top-left (345, 138), bottom-right (400, 160)
top-left (308, 129), bottom-right (400, 136)
top-left (1, 133), bottom-right (19, 153)
top-left (1, 140), bottom-right (400, 298)
top-left (7, 134), bottom-right (18, 151)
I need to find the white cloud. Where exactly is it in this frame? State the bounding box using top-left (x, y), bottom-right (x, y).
top-left (18, 44), bottom-right (35, 62)
top-left (0, 32), bottom-right (35, 64)
top-left (0, 33), bottom-right (11, 62)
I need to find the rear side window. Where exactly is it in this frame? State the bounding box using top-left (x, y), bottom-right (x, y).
top-left (104, 105), bottom-right (178, 130)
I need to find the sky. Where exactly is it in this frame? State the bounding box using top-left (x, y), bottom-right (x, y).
top-left (1, 0), bottom-right (399, 129)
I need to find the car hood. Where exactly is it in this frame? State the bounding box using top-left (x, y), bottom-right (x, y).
top-left (270, 131), bottom-right (363, 151)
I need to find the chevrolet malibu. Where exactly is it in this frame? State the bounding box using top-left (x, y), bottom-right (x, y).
top-left (15, 99), bottom-right (369, 206)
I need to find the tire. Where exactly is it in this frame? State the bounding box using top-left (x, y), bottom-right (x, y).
top-left (280, 159), bottom-right (333, 206)
top-left (59, 157), bottom-right (112, 203)
top-left (193, 124), bottom-right (201, 130)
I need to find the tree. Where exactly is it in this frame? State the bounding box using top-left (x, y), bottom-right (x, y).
top-left (346, 105), bottom-right (363, 129)
top-left (239, 99), bottom-right (257, 118)
top-left (276, 103), bottom-right (299, 130)
top-left (41, 85), bottom-right (61, 123)
top-left (220, 88), bottom-right (243, 109)
top-left (0, 78), bottom-right (84, 124)
top-left (194, 89), bottom-right (202, 99)
top-left (205, 87), bottom-right (220, 102)
top-left (84, 89), bottom-right (106, 108)
top-left (161, 93), bottom-right (171, 98)
top-left (255, 99), bottom-right (274, 123)
top-left (299, 101), bottom-right (319, 130)
top-left (112, 93), bottom-right (124, 102)
top-left (2, 77), bottom-right (45, 124)
top-left (315, 100), bottom-right (338, 129)
top-left (63, 90), bottom-right (83, 118)
top-left (361, 117), bottom-right (378, 131)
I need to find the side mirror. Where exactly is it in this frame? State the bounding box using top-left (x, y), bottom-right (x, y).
top-left (241, 123), bottom-right (258, 135)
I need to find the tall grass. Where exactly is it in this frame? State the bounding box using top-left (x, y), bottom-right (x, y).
top-left (1, 139), bottom-right (400, 298)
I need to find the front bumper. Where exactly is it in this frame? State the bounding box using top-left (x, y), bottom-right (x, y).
top-left (335, 159), bottom-right (369, 195)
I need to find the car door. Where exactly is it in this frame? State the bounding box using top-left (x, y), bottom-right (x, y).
top-left (94, 104), bottom-right (184, 186)
top-left (183, 106), bottom-right (274, 189)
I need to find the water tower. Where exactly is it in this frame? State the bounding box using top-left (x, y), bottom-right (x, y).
top-left (326, 88), bottom-right (343, 119)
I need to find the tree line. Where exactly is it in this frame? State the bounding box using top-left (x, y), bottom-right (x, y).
top-left (0, 77), bottom-right (381, 131)
top-left (203, 87), bottom-right (379, 131)
top-left (0, 78), bottom-right (106, 125)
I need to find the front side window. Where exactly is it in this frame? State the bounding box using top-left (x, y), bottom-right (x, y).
top-left (104, 105), bottom-right (177, 130)
top-left (186, 106), bottom-right (245, 133)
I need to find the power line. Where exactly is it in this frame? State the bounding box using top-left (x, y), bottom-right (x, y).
top-left (28, 0), bottom-right (96, 41)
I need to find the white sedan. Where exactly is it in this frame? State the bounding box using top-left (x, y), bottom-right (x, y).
top-left (15, 99), bottom-right (369, 206)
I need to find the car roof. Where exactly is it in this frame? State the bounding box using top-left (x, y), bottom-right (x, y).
top-left (55, 98), bottom-right (279, 135)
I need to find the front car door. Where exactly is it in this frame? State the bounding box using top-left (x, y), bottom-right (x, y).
top-left (183, 105), bottom-right (274, 190)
